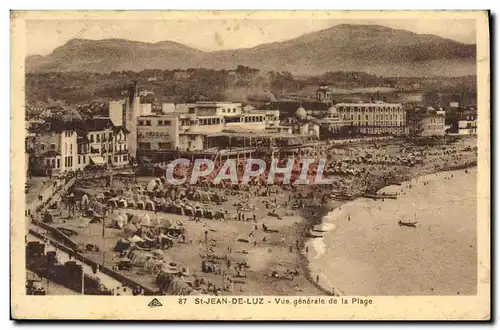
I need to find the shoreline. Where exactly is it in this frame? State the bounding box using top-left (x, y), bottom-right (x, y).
top-left (296, 203), bottom-right (336, 295)
top-left (301, 161), bottom-right (477, 295)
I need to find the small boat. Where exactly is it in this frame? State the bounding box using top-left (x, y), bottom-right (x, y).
top-left (398, 220), bottom-right (418, 228)
top-left (307, 229), bottom-right (323, 238)
top-left (312, 225), bottom-right (327, 232)
top-left (364, 193), bottom-right (397, 200)
top-left (399, 213), bottom-right (418, 228)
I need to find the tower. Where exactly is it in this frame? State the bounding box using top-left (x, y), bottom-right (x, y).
top-left (125, 81), bottom-right (140, 160)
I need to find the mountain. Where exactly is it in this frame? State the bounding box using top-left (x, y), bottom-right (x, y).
top-left (25, 24), bottom-right (476, 77)
top-left (25, 38), bottom-right (203, 73)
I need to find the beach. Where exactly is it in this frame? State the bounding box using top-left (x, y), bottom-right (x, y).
top-left (306, 167), bottom-right (477, 296)
top-left (28, 136), bottom-right (478, 295)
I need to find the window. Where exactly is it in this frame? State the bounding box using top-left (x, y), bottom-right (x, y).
top-left (56, 159), bottom-right (60, 168)
top-left (138, 120), bottom-right (144, 126)
top-left (158, 120), bottom-right (163, 126)
top-left (164, 120), bottom-right (171, 126)
top-left (123, 155), bottom-right (128, 161)
top-left (70, 144), bottom-right (73, 153)
top-left (109, 132), bottom-right (113, 140)
top-left (82, 155), bottom-right (85, 163)
top-left (40, 144), bottom-right (45, 151)
top-left (158, 142), bottom-right (170, 149)
top-left (78, 156), bottom-right (81, 164)
top-left (114, 156), bottom-right (118, 163)
top-left (96, 134), bottom-right (100, 142)
top-left (90, 134), bottom-right (94, 143)
top-left (146, 120), bottom-right (151, 126)
top-left (139, 143), bottom-right (151, 150)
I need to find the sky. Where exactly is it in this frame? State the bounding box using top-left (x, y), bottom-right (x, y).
top-left (25, 17), bottom-right (477, 56)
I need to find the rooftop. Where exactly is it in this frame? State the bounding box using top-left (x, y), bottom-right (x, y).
top-left (336, 102), bottom-right (402, 107)
top-left (179, 130), bottom-right (301, 139)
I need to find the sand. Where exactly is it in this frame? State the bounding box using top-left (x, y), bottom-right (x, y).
top-left (64, 190), bottom-right (324, 295)
top-left (306, 167), bottom-right (477, 296)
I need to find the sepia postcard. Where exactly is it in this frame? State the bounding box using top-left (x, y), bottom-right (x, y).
top-left (10, 10), bottom-right (490, 320)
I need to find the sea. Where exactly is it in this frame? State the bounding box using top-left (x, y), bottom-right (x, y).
top-left (306, 167), bottom-right (477, 296)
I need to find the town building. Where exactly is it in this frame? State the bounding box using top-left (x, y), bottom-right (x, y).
top-left (258, 101), bottom-right (330, 119)
top-left (112, 126), bottom-right (130, 167)
top-left (79, 118), bottom-right (115, 167)
top-left (457, 110), bottom-right (478, 135)
top-left (281, 107), bottom-right (321, 139)
top-left (135, 101), bottom-right (307, 163)
top-left (28, 121), bottom-right (77, 176)
top-left (110, 81), bottom-right (154, 161)
top-left (408, 107), bottom-right (446, 137)
top-left (335, 102), bottom-right (408, 136)
top-left (316, 86), bottom-right (333, 103)
top-left (316, 106), bottom-right (345, 136)
top-left (137, 114), bottom-right (179, 162)
top-left (447, 109), bottom-right (477, 135)
top-left (27, 115), bottom-right (131, 175)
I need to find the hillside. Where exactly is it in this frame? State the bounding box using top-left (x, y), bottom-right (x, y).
top-left (25, 24), bottom-right (476, 77)
top-left (26, 38), bottom-right (203, 73)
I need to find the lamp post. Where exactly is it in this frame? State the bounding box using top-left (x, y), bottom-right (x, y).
top-left (81, 262), bottom-right (85, 295)
top-left (101, 206), bottom-right (108, 267)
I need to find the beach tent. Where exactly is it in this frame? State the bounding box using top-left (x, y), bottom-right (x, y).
top-left (156, 272), bottom-right (193, 295)
top-left (140, 213), bottom-right (151, 227)
top-left (108, 197), bottom-right (119, 209)
top-left (111, 213), bottom-right (128, 229)
top-left (158, 218), bottom-right (172, 229)
top-left (123, 223), bottom-right (139, 236)
top-left (143, 196), bottom-right (155, 211)
top-left (88, 198), bottom-right (106, 218)
top-left (147, 178), bottom-right (163, 192)
top-left (129, 250), bottom-right (151, 267)
top-left (133, 194), bottom-right (145, 209)
top-left (81, 194), bottom-right (90, 207)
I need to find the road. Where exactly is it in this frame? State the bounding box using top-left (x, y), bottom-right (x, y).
top-left (26, 270), bottom-right (75, 295)
top-left (27, 233), bottom-right (134, 295)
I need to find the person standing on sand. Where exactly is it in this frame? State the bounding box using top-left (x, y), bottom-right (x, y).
top-left (316, 275), bottom-right (319, 283)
